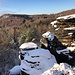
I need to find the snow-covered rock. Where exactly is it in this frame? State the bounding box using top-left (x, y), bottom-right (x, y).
top-left (20, 48), bottom-right (57, 75)
top-left (42, 63), bottom-right (75, 75)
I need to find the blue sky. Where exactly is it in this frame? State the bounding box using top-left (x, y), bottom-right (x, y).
top-left (0, 0), bottom-right (75, 15)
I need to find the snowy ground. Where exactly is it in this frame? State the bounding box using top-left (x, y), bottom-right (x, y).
top-left (42, 63), bottom-right (75, 75)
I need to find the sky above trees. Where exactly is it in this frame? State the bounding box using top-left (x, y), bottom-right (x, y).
top-left (0, 0), bottom-right (75, 15)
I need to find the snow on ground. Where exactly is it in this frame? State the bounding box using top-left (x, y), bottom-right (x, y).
top-left (64, 27), bottom-right (75, 30)
top-left (9, 65), bottom-right (21, 75)
top-left (2, 16), bottom-right (9, 18)
top-left (20, 48), bottom-right (57, 75)
top-left (42, 63), bottom-right (75, 75)
top-left (42, 32), bottom-right (55, 41)
top-left (57, 14), bottom-right (75, 19)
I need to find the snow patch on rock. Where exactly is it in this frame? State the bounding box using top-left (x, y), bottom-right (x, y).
top-left (67, 47), bottom-right (75, 52)
top-left (51, 21), bottom-right (57, 25)
top-left (57, 48), bottom-right (69, 54)
top-left (42, 32), bottom-right (55, 41)
top-left (64, 27), bottom-right (75, 30)
top-left (55, 28), bottom-right (60, 31)
top-left (51, 21), bottom-right (58, 28)
top-left (19, 42), bottom-right (38, 50)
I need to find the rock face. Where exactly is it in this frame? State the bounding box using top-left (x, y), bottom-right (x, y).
top-left (41, 32), bottom-right (75, 65)
top-left (41, 32), bottom-right (66, 50)
top-left (50, 14), bottom-right (75, 47)
top-left (41, 32), bottom-right (67, 55)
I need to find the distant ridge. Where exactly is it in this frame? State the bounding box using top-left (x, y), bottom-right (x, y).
top-left (0, 9), bottom-right (75, 17)
top-left (57, 9), bottom-right (75, 16)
